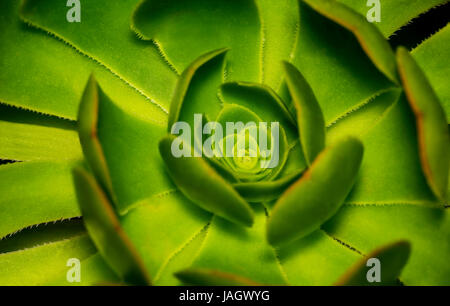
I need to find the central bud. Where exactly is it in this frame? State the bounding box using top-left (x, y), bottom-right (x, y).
top-left (232, 130), bottom-right (260, 171)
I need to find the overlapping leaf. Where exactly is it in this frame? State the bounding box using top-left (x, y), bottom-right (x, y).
top-left (0, 235), bottom-right (117, 285)
top-left (0, 0), bottom-right (448, 286)
top-left (289, 1), bottom-right (394, 125)
top-left (0, 106), bottom-right (81, 161)
top-left (132, 0), bottom-right (261, 82)
top-left (21, 0), bottom-right (177, 111)
top-left (413, 25), bottom-right (450, 122)
top-left (73, 166), bottom-right (151, 285)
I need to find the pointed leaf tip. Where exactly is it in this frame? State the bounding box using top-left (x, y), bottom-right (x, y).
top-left (77, 75), bottom-right (115, 201)
top-left (335, 240), bottom-right (411, 286)
top-left (397, 47), bottom-right (450, 203)
top-left (72, 166), bottom-right (151, 286)
top-left (283, 61), bottom-right (326, 165)
top-left (168, 48), bottom-right (229, 131)
top-left (302, 0), bottom-right (399, 84)
top-left (159, 135), bottom-right (254, 227)
top-left (267, 137), bottom-right (364, 246)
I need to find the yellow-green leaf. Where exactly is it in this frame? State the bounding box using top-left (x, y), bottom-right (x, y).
top-left (397, 47), bottom-right (450, 203)
top-left (72, 166), bottom-right (151, 285)
top-left (283, 62), bottom-right (326, 165)
top-left (267, 137), bottom-right (364, 246)
top-left (159, 135), bottom-right (254, 227)
top-left (335, 240), bottom-right (411, 286)
top-left (303, 0), bottom-right (398, 83)
top-left (175, 268), bottom-right (260, 286)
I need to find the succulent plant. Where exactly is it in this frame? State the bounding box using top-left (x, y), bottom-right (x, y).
top-left (0, 0), bottom-right (449, 286)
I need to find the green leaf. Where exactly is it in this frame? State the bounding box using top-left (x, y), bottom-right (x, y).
top-left (303, 0), bottom-right (398, 83)
top-left (267, 137), bottom-right (364, 246)
top-left (1, 0), bottom-right (163, 121)
top-left (233, 169), bottom-right (304, 203)
top-left (0, 0), bottom-right (92, 119)
top-left (324, 205), bottom-right (450, 285)
top-left (346, 96), bottom-right (437, 205)
top-left (78, 76), bottom-right (172, 214)
top-left (397, 47), bottom-right (449, 203)
top-left (132, 0), bottom-right (261, 82)
top-left (326, 88), bottom-right (401, 144)
top-left (335, 240), bottom-right (411, 286)
top-left (190, 205), bottom-right (288, 285)
top-left (214, 104), bottom-right (290, 182)
top-left (413, 25), bottom-right (450, 122)
top-left (278, 140), bottom-right (307, 178)
top-left (20, 0), bottom-right (177, 111)
top-left (0, 161), bottom-right (81, 239)
top-left (337, 0), bottom-right (448, 37)
top-left (220, 81), bottom-right (297, 143)
top-left (277, 230), bottom-right (361, 285)
top-left (0, 219), bottom-right (85, 254)
top-left (73, 166), bottom-right (151, 285)
top-left (0, 117), bottom-right (81, 162)
top-left (1, 0), bottom-right (448, 287)
top-left (255, 0), bottom-right (299, 89)
top-left (0, 235), bottom-right (96, 285)
top-left (159, 135), bottom-right (254, 227)
top-left (120, 191), bottom-right (211, 278)
top-left (283, 62), bottom-right (326, 165)
top-left (175, 268), bottom-right (260, 286)
top-left (46, 253), bottom-right (120, 286)
top-left (77, 75), bottom-right (115, 200)
top-left (168, 48), bottom-right (228, 130)
top-left (290, 2), bottom-right (393, 125)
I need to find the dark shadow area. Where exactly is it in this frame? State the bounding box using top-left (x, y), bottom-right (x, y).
top-left (389, 2), bottom-right (450, 50)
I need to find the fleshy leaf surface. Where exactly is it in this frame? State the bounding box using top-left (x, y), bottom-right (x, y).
top-left (0, 219), bottom-right (85, 254)
top-left (77, 75), bottom-right (115, 200)
top-left (120, 191), bottom-right (211, 278)
top-left (303, 0), bottom-right (398, 83)
top-left (324, 205), bottom-right (450, 285)
top-left (397, 47), bottom-right (449, 203)
top-left (1, 0), bottom-right (164, 120)
top-left (413, 25), bottom-right (450, 122)
top-left (21, 0), bottom-right (177, 111)
top-left (73, 167), bottom-right (151, 285)
top-left (168, 48), bottom-right (228, 130)
top-left (256, 0), bottom-right (299, 90)
top-left (159, 135), bottom-right (254, 227)
top-left (0, 161), bottom-right (80, 239)
top-left (233, 169), bottom-right (304, 203)
top-left (277, 230), bottom-right (361, 286)
top-left (337, 0), bottom-right (448, 37)
top-left (0, 110), bottom-right (83, 161)
top-left (283, 62), bottom-right (325, 165)
top-left (84, 78), bottom-right (172, 214)
top-left (335, 240), bottom-right (411, 286)
top-left (190, 206), bottom-right (288, 285)
top-left (290, 2), bottom-right (393, 126)
top-left (220, 81), bottom-right (297, 143)
top-left (267, 137), bottom-right (364, 246)
top-left (346, 96), bottom-right (437, 205)
top-left (132, 0), bottom-right (261, 82)
top-left (0, 235), bottom-right (99, 285)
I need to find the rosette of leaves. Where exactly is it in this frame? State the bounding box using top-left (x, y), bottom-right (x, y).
top-left (0, 0), bottom-right (449, 286)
